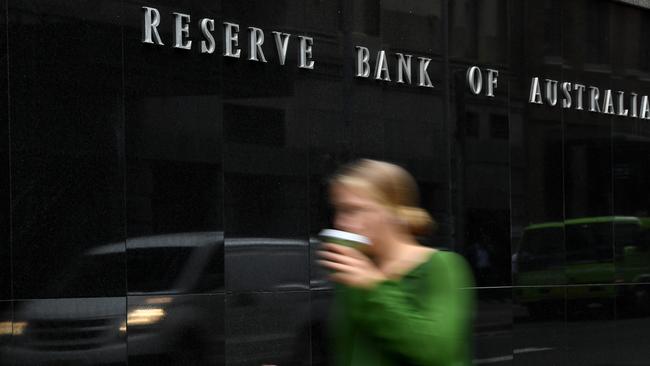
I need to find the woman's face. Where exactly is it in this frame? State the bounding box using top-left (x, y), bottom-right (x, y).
top-left (329, 182), bottom-right (393, 244)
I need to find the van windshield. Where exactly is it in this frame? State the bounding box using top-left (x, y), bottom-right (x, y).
top-left (566, 222), bottom-right (613, 263)
top-left (518, 226), bottom-right (564, 271)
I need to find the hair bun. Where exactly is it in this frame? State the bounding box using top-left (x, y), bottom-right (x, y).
top-left (396, 206), bottom-right (437, 236)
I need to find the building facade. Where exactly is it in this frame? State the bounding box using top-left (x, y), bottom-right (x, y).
top-left (1, 0), bottom-right (650, 365)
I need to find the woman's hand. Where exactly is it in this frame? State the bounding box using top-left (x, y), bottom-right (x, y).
top-left (317, 243), bottom-right (387, 289)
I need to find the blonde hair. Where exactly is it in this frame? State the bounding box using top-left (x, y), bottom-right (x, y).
top-left (330, 159), bottom-right (436, 236)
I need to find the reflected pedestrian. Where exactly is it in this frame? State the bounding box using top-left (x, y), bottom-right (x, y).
top-left (318, 159), bottom-right (474, 366)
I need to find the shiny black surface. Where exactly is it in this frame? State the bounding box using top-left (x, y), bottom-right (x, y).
top-left (0, 0), bottom-right (8, 302)
top-left (510, 0), bottom-right (566, 289)
top-left (7, 298), bottom-right (126, 366)
top-left (615, 284), bottom-right (650, 364)
top-left (451, 0), bottom-right (511, 287)
top-left (513, 286), bottom-right (566, 365)
top-left (0, 301), bottom-right (11, 366)
top-left (563, 2), bottom-right (615, 286)
top-left (310, 290), bottom-right (334, 366)
top-left (566, 285), bottom-right (617, 366)
top-left (124, 0), bottom-right (224, 293)
top-left (226, 291), bottom-right (310, 366)
top-left (1, 0), bottom-right (649, 365)
top-left (128, 294), bottom-right (224, 366)
top-left (473, 289), bottom-right (513, 365)
top-left (9, 0), bottom-right (125, 299)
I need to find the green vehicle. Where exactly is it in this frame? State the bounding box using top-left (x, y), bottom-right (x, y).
top-left (514, 216), bottom-right (650, 317)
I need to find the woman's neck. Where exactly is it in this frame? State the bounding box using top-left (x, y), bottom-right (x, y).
top-left (371, 231), bottom-right (420, 268)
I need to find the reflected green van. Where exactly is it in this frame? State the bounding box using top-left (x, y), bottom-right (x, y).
top-left (514, 216), bottom-right (650, 316)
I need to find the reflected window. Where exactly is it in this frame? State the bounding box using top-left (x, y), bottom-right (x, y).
top-left (566, 223), bottom-right (613, 263)
top-left (615, 223), bottom-right (641, 249)
top-left (518, 225), bottom-right (564, 271)
top-left (641, 13), bottom-right (650, 70)
top-left (465, 112), bottom-right (479, 138)
top-left (195, 245), bottom-right (225, 292)
top-left (354, 0), bottom-right (380, 35)
top-left (49, 252), bottom-right (125, 296)
top-left (224, 104), bottom-right (285, 146)
top-left (128, 247), bottom-right (193, 293)
top-left (586, 1), bottom-right (610, 65)
top-left (489, 114), bottom-right (508, 140)
top-left (543, 0), bottom-right (562, 57)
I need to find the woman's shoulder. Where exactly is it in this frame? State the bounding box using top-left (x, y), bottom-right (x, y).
top-left (424, 249), bottom-right (475, 288)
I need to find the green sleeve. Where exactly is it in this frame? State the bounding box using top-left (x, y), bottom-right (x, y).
top-left (351, 253), bottom-right (474, 366)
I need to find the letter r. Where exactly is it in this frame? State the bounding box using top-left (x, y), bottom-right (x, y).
top-left (142, 7), bottom-right (163, 45)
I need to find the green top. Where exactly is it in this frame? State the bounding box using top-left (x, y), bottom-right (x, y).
top-left (330, 250), bottom-right (475, 366)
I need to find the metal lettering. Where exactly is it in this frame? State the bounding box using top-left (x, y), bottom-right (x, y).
top-left (603, 89), bottom-right (615, 115)
top-left (588, 86), bottom-right (601, 113)
top-left (529, 77), bottom-right (542, 104)
top-left (574, 84), bottom-right (586, 110)
top-left (223, 22), bottom-right (241, 58)
top-left (616, 91), bottom-right (629, 116)
top-left (142, 7), bottom-right (163, 45)
top-left (641, 95), bottom-right (650, 119)
top-left (173, 12), bottom-right (192, 50)
top-left (417, 57), bottom-right (434, 88)
top-left (486, 69), bottom-right (498, 97)
top-left (299, 36), bottom-right (314, 69)
top-left (395, 53), bottom-right (412, 84)
top-left (467, 66), bottom-right (483, 95)
top-left (631, 93), bottom-right (638, 118)
top-left (561, 82), bottom-right (572, 108)
top-left (375, 51), bottom-right (391, 81)
top-left (272, 31), bottom-right (291, 65)
top-left (544, 79), bottom-right (558, 106)
top-left (356, 46), bottom-right (370, 78)
top-left (199, 18), bottom-right (215, 54)
top-left (248, 27), bottom-right (267, 62)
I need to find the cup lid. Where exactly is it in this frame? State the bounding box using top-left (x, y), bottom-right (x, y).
top-left (318, 229), bottom-right (370, 245)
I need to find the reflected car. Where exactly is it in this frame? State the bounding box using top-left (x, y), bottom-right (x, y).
top-left (3, 231), bottom-right (224, 366)
top-left (2, 232), bottom-right (329, 366)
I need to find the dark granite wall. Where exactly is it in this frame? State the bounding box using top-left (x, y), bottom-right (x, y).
top-left (1, 1), bottom-right (649, 365)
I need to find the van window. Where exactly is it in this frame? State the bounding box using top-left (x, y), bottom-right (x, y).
top-left (518, 226), bottom-right (564, 271)
top-left (566, 223), bottom-right (613, 263)
top-left (614, 223), bottom-right (641, 248)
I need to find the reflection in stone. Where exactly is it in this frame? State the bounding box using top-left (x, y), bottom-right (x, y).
top-left (126, 232), bottom-right (224, 294)
top-left (472, 289), bottom-right (513, 365)
top-left (1, 232), bottom-right (226, 365)
top-left (225, 237), bottom-right (309, 292)
top-left (513, 286), bottom-right (565, 366)
top-left (515, 216), bottom-right (650, 294)
top-left (3, 298), bottom-right (126, 366)
top-left (566, 285), bottom-right (616, 366)
top-left (615, 284), bottom-right (650, 365)
top-left (128, 294), bottom-right (224, 366)
top-left (0, 303), bottom-right (11, 366)
top-left (125, 233), bottom-right (225, 365)
top-left (453, 95), bottom-right (512, 286)
top-left (226, 292), bottom-right (310, 366)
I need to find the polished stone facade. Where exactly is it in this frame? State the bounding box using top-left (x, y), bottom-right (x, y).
top-left (1, 1), bottom-right (649, 365)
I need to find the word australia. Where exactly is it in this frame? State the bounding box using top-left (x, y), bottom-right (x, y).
top-left (141, 7), bottom-right (315, 69)
top-left (529, 77), bottom-right (650, 119)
